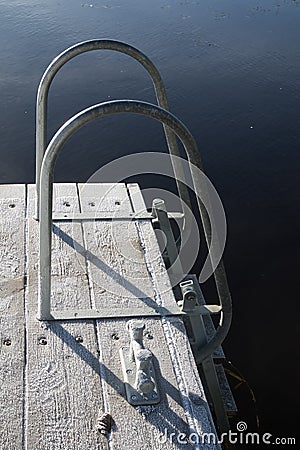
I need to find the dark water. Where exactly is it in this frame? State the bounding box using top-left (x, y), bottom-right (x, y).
top-left (1, 0), bottom-right (299, 442)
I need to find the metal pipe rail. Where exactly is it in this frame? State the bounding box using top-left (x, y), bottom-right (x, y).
top-left (35, 39), bottom-right (191, 219)
top-left (38, 99), bottom-right (232, 363)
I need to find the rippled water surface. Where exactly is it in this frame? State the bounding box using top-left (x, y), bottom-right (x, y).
top-left (0, 0), bottom-right (299, 439)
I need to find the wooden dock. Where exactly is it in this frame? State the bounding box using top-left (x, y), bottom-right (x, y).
top-left (0, 182), bottom-right (223, 449)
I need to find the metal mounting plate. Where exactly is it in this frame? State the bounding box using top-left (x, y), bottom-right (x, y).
top-left (47, 211), bottom-right (184, 221)
top-left (120, 346), bottom-right (160, 406)
top-left (41, 303), bottom-right (222, 321)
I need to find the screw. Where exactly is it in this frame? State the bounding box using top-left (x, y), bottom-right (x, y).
top-left (131, 395), bottom-right (137, 401)
top-left (3, 339), bottom-right (11, 346)
top-left (111, 333), bottom-right (119, 341)
top-left (126, 369), bottom-right (133, 374)
top-left (115, 201), bottom-right (121, 205)
top-left (8, 204), bottom-right (15, 208)
top-left (146, 333), bottom-right (153, 340)
top-left (38, 337), bottom-right (47, 345)
top-left (186, 293), bottom-right (196, 302)
top-left (89, 202), bottom-right (95, 207)
top-left (75, 335), bottom-right (83, 343)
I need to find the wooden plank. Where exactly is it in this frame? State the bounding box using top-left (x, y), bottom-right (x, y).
top-left (126, 183), bottom-right (177, 312)
top-left (0, 184), bottom-right (26, 450)
top-left (77, 183), bottom-right (156, 312)
top-left (25, 184), bottom-right (106, 450)
top-left (77, 182), bottom-right (177, 314)
top-left (79, 182), bottom-right (220, 449)
top-left (127, 183), bottom-right (221, 445)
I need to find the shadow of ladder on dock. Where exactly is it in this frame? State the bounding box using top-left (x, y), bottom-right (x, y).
top-left (0, 182), bottom-right (230, 449)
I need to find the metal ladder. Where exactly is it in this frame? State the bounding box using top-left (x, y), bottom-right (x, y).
top-left (35, 39), bottom-right (233, 435)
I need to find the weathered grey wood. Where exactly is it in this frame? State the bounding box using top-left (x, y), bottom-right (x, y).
top-left (79, 182), bottom-right (220, 449)
top-left (126, 183), bottom-right (177, 311)
top-left (0, 182), bottom-right (227, 448)
top-left (0, 184), bottom-right (26, 450)
top-left (127, 183), bottom-right (221, 448)
top-left (25, 184), bottom-right (106, 450)
top-left (77, 182), bottom-right (178, 314)
top-left (77, 183), bottom-right (157, 312)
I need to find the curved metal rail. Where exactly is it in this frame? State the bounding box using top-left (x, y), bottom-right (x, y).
top-left (38, 99), bottom-right (232, 363)
top-left (35, 39), bottom-right (190, 218)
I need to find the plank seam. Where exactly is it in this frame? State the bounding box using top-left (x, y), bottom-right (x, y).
top-left (23, 184), bottom-right (29, 450)
top-left (77, 183), bottom-right (112, 450)
top-left (76, 183), bottom-right (94, 310)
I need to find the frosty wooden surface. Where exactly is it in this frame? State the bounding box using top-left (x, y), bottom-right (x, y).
top-left (25, 184), bottom-right (105, 450)
top-left (78, 183), bottom-right (219, 449)
top-left (0, 185), bottom-right (26, 450)
top-left (0, 183), bottom-right (220, 450)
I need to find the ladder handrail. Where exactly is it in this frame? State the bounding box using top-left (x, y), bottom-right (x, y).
top-left (35, 39), bottom-right (190, 218)
top-left (38, 99), bottom-right (232, 362)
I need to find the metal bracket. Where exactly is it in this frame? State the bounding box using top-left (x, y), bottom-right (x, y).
top-left (179, 279), bottom-right (199, 311)
top-left (43, 302), bottom-right (221, 321)
top-left (178, 277), bottom-right (231, 433)
top-left (120, 321), bottom-right (160, 406)
top-left (41, 211), bottom-right (184, 222)
top-left (152, 198), bottom-right (183, 276)
top-left (179, 278), bottom-right (213, 349)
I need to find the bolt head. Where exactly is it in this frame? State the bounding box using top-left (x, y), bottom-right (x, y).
top-left (38, 337), bottom-right (47, 345)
